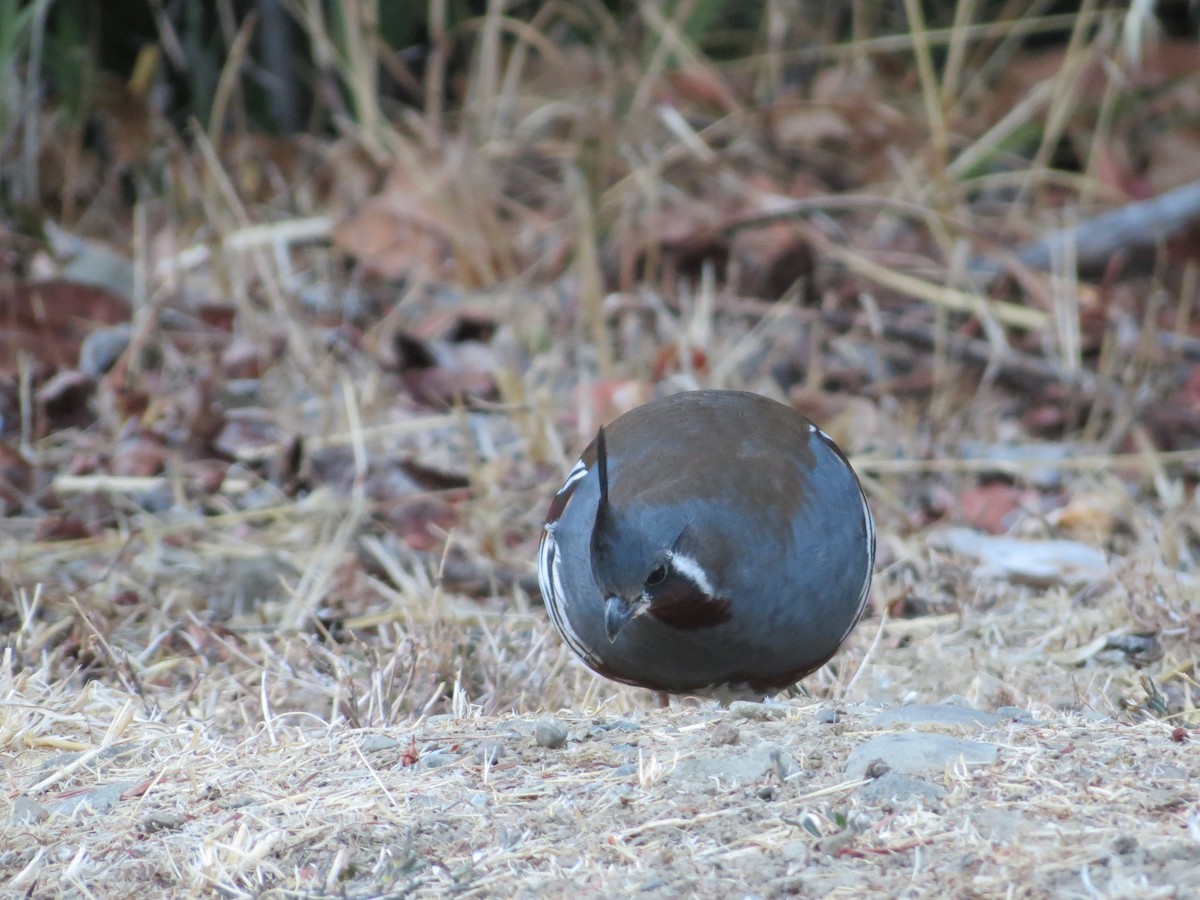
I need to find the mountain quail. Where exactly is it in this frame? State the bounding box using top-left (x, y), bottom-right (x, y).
top-left (538, 390), bottom-right (875, 698)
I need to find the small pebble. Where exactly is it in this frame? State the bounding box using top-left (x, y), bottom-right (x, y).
top-left (606, 784), bottom-right (637, 804)
top-left (10, 797), bottom-right (48, 825)
top-left (814, 708), bottom-right (838, 725)
top-left (475, 741), bottom-right (505, 765)
top-left (771, 747), bottom-right (797, 781)
top-left (846, 733), bottom-right (998, 779)
top-left (709, 722), bottom-right (740, 746)
top-left (79, 324), bottom-right (132, 377)
top-left (588, 720), bottom-right (641, 738)
top-left (872, 704), bottom-right (1000, 729)
top-left (814, 825), bottom-right (859, 857)
top-left (141, 813), bottom-right (185, 833)
top-left (535, 717), bottom-right (568, 749)
top-left (857, 772), bottom-right (947, 811)
top-left (863, 758), bottom-right (892, 779)
top-left (359, 735), bottom-right (399, 753)
top-left (781, 838), bottom-right (809, 861)
top-left (421, 750), bottom-right (458, 769)
top-left (604, 720), bottom-right (642, 732)
top-left (728, 700), bottom-right (788, 721)
top-left (1112, 834), bottom-right (1139, 856)
top-left (996, 705), bottom-right (1033, 722)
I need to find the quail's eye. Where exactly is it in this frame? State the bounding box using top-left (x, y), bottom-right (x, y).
top-left (645, 563), bottom-right (669, 587)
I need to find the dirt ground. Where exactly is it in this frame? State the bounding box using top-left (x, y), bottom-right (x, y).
top-left (3, 543), bottom-right (1198, 898)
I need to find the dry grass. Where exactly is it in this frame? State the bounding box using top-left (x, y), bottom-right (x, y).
top-left (2, 642), bottom-right (1196, 897)
top-left (3, 417), bottom-right (1199, 895)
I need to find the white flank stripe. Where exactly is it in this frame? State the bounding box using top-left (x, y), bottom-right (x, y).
top-left (539, 530), bottom-right (596, 667)
top-left (559, 459), bottom-right (587, 494)
top-left (536, 530), bottom-right (554, 606)
top-left (538, 456), bottom-right (600, 668)
top-left (841, 486), bottom-right (876, 643)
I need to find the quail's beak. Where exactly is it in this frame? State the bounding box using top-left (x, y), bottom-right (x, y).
top-left (604, 594), bottom-right (650, 643)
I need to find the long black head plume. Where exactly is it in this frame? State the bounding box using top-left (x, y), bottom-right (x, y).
top-left (596, 426), bottom-right (609, 505)
top-left (590, 426), bottom-right (619, 582)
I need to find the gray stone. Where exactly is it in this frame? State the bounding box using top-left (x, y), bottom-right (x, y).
top-left (50, 780), bottom-right (140, 816)
top-left (670, 743), bottom-right (794, 787)
top-left (857, 772), bottom-right (947, 810)
top-left (933, 527), bottom-right (1109, 585)
top-left (709, 722), bottom-right (740, 746)
top-left (727, 701), bottom-right (788, 721)
top-left (871, 704), bottom-right (1001, 729)
top-left (534, 717), bottom-right (568, 749)
top-left (1144, 763), bottom-right (1188, 781)
top-left (846, 733), bottom-right (998, 779)
top-left (421, 750), bottom-right (459, 769)
top-left (605, 719), bottom-right (642, 732)
top-left (967, 807), bottom-right (1026, 841)
top-left (40, 741), bottom-right (141, 773)
top-left (814, 824), bottom-right (862, 857)
top-left (10, 796), bottom-right (49, 824)
top-left (54, 227), bottom-right (135, 301)
top-left (141, 813), bottom-right (185, 833)
top-left (359, 734), bottom-right (400, 753)
top-left (588, 719), bottom-right (641, 738)
top-left (959, 441), bottom-right (1072, 489)
top-left (814, 708), bottom-right (839, 725)
top-left (475, 741), bottom-right (505, 765)
top-left (79, 324), bottom-right (132, 376)
top-left (995, 705), bottom-right (1034, 722)
top-left (937, 693), bottom-right (972, 706)
top-left (781, 838), bottom-right (809, 861)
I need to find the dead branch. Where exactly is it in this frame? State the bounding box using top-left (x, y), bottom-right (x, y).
top-left (970, 180), bottom-right (1200, 279)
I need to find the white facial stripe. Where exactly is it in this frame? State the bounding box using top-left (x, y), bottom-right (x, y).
top-left (668, 551), bottom-right (715, 598)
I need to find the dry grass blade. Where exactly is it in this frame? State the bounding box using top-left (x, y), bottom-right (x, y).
top-left (793, 220), bottom-right (1050, 330)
